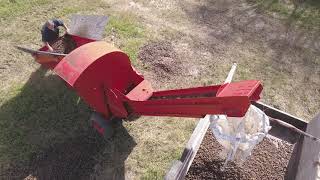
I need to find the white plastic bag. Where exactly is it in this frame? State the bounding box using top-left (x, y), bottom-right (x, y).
top-left (209, 105), bottom-right (271, 169)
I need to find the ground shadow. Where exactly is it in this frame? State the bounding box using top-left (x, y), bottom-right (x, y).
top-left (181, 0), bottom-right (320, 61)
top-left (30, 124), bottom-right (136, 180)
top-left (179, 0), bottom-right (319, 119)
top-left (0, 67), bottom-right (136, 179)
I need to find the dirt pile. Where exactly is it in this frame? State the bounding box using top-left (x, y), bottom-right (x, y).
top-left (51, 35), bottom-right (77, 54)
top-left (138, 41), bottom-right (182, 79)
top-left (1, 134), bottom-right (102, 180)
top-left (186, 131), bottom-right (294, 180)
top-left (26, 133), bottom-right (106, 180)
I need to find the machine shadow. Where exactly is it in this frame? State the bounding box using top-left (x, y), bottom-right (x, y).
top-left (32, 124), bottom-right (136, 180)
top-left (0, 67), bottom-right (136, 180)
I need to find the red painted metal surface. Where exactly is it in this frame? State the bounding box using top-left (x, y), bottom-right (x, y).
top-left (54, 41), bottom-right (144, 118)
top-left (216, 80), bottom-right (262, 101)
top-left (71, 35), bottom-right (95, 47)
top-left (32, 35), bottom-right (263, 122)
top-left (126, 80), bottom-right (153, 101)
top-left (93, 121), bottom-right (105, 135)
top-left (35, 34), bottom-right (94, 69)
top-left (115, 81), bottom-right (262, 118)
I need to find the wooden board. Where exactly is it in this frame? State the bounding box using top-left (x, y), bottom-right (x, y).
top-left (165, 115), bottom-right (210, 180)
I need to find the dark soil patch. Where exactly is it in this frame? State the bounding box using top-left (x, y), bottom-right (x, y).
top-left (186, 131), bottom-right (294, 180)
top-left (138, 41), bottom-right (182, 79)
top-left (51, 35), bottom-right (77, 54)
top-left (2, 126), bottom-right (136, 180)
top-left (1, 131), bottom-right (106, 180)
top-left (28, 132), bottom-right (106, 180)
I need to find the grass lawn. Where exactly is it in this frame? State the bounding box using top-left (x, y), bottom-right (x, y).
top-left (248, 0), bottom-right (320, 30)
top-left (0, 0), bottom-right (319, 179)
top-left (0, 0), bottom-right (196, 179)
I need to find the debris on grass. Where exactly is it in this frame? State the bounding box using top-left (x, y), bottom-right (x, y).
top-left (138, 41), bottom-right (182, 80)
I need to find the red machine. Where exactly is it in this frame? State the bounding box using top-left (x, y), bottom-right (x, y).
top-left (18, 34), bottom-right (262, 138)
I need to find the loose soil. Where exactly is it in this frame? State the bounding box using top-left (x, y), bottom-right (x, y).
top-left (50, 35), bottom-right (77, 54)
top-left (186, 131), bottom-right (294, 180)
top-left (3, 131), bottom-right (105, 180)
top-left (3, 126), bottom-right (136, 180)
top-left (138, 41), bottom-right (183, 80)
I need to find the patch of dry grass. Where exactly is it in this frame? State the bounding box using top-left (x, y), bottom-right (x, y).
top-left (0, 1), bottom-right (198, 179)
top-left (124, 117), bottom-right (197, 179)
top-left (105, 13), bottom-right (147, 65)
top-left (0, 0), bottom-right (109, 93)
top-left (248, 0), bottom-right (320, 31)
top-left (1, 0), bottom-right (319, 179)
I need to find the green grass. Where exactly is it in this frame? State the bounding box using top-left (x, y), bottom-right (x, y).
top-left (248, 0), bottom-right (320, 30)
top-left (0, 1), bottom-right (195, 179)
top-left (53, 0), bottom-right (109, 17)
top-left (0, 68), bottom-right (91, 168)
top-left (0, 0), bottom-right (107, 20)
top-left (0, 0), bottom-right (51, 20)
top-left (124, 117), bottom-right (197, 179)
top-left (0, 0), bottom-right (108, 44)
top-left (137, 142), bottom-right (187, 179)
top-left (141, 168), bottom-right (163, 180)
top-left (105, 14), bottom-right (147, 64)
top-left (141, 137), bottom-right (189, 180)
top-left (54, 6), bottom-right (88, 17)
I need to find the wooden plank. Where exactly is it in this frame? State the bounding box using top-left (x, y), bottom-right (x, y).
top-left (224, 63), bottom-right (237, 83)
top-left (165, 115), bottom-right (210, 180)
